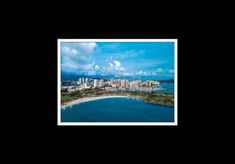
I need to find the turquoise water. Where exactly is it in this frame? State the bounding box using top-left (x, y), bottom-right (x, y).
top-left (61, 97), bottom-right (174, 122)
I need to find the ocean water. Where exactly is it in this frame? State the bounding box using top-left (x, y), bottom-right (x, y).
top-left (61, 97), bottom-right (174, 122)
top-left (154, 83), bottom-right (174, 94)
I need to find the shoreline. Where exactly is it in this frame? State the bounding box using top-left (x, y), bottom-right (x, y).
top-left (61, 95), bottom-right (129, 109)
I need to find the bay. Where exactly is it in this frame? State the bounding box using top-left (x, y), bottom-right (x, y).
top-left (61, 97), bottom-right (174, 122)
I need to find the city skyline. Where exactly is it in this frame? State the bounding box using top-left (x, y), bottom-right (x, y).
top-left (61, 42), bottom-right (175, 79)
top-left (61, 77), bottom-right (161, 93)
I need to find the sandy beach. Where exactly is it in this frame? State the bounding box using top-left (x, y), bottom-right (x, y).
top-left (61, 95), bottom-right (129, 109)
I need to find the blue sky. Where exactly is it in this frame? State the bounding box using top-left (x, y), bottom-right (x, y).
top-left (61, 42), bottom-right (174, 78)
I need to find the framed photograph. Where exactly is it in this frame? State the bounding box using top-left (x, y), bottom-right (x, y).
top-left (58, 39), bottom-right (177, 126)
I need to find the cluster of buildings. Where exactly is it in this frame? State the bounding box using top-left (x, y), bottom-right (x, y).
top-left (61, 78), bottom-right (160, 93)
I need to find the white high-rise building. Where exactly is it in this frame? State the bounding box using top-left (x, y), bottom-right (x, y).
top-left (99, 79), bottom-right (104, 87)
top-left (85, 78), bottom-right (89, 86)
top-left (107, 80), bottom-right (112, 87)
top-left (94, 79), bottom-right (99, 88)
top-left (126, 80), bottom-right (130, 88)
top-left (130, 81), bottom-right (134, 88)
top-left (111, 80), bottom-right (118, 87)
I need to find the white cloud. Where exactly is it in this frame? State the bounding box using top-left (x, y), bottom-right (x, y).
top-left (123, 72), bottom-right (133, 76)
top-left (156, 68), bottom-right (163, 73)
top-left (118, 72), bottom-right (134, 76)
top-left (114, 60), bottom-right (121, 67)
top-left (73, 43), bottom-right (97, 55)
top-left (136, 71), bottom-right (143, 75)
top-left (106, 60), bottom-right (127, 74)
top-left (62, 47), bottom-right (78, 56)
top-left (61, 43), bottom-right (97, 72)
top-left (154, 68), bottom-right (175, 76)
top-left (94, 65), bottom-right (99, 70)
top-left (108, 63), bottom-right (114, 67)
top-left (136, 71), bottom-right (150, 76)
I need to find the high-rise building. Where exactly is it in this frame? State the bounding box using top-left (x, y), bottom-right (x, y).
top-left (117, 80), bottom-right (121, 87)
top-left (126, 80), bottom-right (130, 88)
top-left (81, 78), bottom-right (84, 84)
top-left (94, 79), bottom-right (99, 88)
top-left (121, 80), bottom-right (126, 87)
top-left (85, 78), bottom-right (89, 84)
top-left (111, 80), bottom-right (117, 87)
top-left (130, 81), bottom-right (134, 88)
top-left (107, 80), bottom-right (112, 87)
top-left (146, 80), bottom-right (151, 87)
top-left (99, 79), bottom-right (104, 87)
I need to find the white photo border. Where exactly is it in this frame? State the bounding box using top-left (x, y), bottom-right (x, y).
top-left (57, 39), bottom-right (178, 126)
